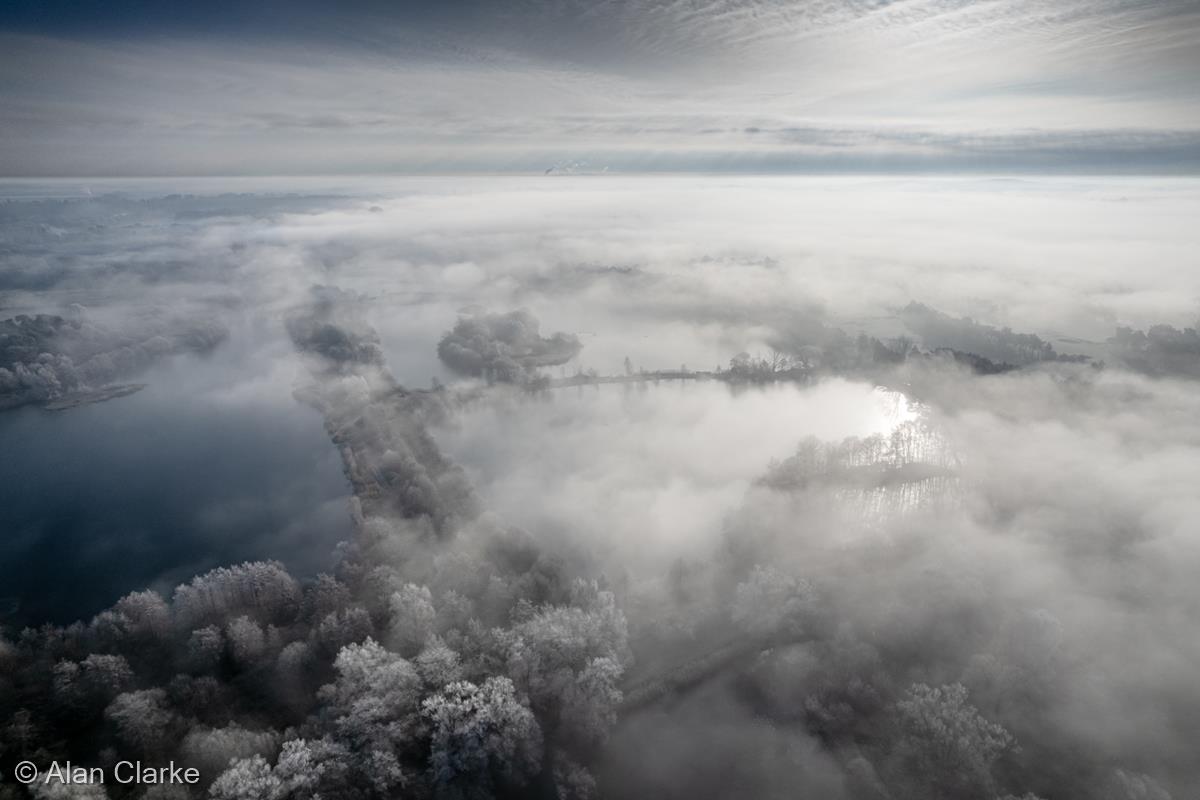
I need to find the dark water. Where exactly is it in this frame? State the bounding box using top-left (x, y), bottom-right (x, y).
top-left (0, 339), bottom-right (352, 626)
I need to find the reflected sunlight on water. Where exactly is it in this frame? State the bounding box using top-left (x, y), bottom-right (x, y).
top-left (435, 378), bottom-right (930, 566)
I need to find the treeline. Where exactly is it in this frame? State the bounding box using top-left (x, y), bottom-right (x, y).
top-left (1108, 324), bottom-right (1200, 378)
top-left (1, 556), bottom-right (630, 800)
top-left (0, 308), bottom-right (227, 411)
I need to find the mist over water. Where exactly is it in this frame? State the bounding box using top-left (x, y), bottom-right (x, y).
top-left (1, 175), bottom-right (1199, 800)
top-left (436, 380), bottom-right (916, 566)
top-left (3, 0), bottom-right (1200, 792)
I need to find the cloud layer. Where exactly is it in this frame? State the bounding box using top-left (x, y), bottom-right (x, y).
top-left (1, 0), bottom-right (1197, 174)
top-left (2, 176), bottom-right (1200, 797)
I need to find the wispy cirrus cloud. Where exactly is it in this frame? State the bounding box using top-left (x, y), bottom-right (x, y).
top-left (0, 0), bottom-right (1196, 175)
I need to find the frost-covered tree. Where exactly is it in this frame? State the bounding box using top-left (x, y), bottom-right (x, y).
top-left (90, 590), bottom-right (170, 650)
top-left (320, 639), bottom-right (423, 731)
top-left (552, 753), bottom-right (599, 800)
top-left (166, 674), bottom-right (228, 722)
top-left (208, 754), bottom-right (281, 800)
top-left (505, 585), bottom-right (629, 754)
top-left (387, 583), bottom-right (437, 656)
top-left (1101, 769), bottom-right (1174, 800)
top-left (436, 310), bottom-right (581, 384)
top-left (304, 574), bottom-right (352, 620)
top-left (51, 659), bottom-right (83, 704)
top-left (316, 638), bottom-right (423, 794)
top-left (559, 656), bottom-right (624, 749)
top-left (207, 737), bottom-right (353, 800)
top-left (274, 640), bottom-right (314, 687)
top-left (731, 565), bottom-right (815, 637)
top-left (437, 590), bottom-right (476, 635)
top-left (173, 562), bottom-right (301, 629)
top-left (53, 653), bottom-right (134, 709)
top-left (417, 636), bottom-right (465, 689)
top-left (81, 654), bottom-right (136, 695)
top-left (105, 688), bottom-right (180, 754)
top-left (225, 616), bottom-right (268, 667)
top-left (271, 737), bottom-right (353, 799)
top-left (893, 682), bottom-right (1014, 800)
top-left (180, 723), bottom-right (281, 779)
top-left (313, 606), bottom-right (374, 656)
top-left (749, 630), bottom-right (888, 736)
top-left (142, 788), bottom-right (193, 800)
top-left (423, 677), bottom-right (543, 799)
top-left (30, 778), bottom-right (109, 799)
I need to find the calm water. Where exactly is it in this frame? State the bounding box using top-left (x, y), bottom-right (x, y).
top-left (0, 336), bottom-right (352, 626)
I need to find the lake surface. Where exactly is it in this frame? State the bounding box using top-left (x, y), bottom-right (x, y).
top-left (0, 335), bottom-right (352, 626)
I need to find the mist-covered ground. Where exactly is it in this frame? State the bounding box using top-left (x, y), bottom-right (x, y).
top-left (2, 176), bottom-right (1200, 800)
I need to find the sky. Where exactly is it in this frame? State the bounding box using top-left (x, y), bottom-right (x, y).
top-left (1, 0), bottom-right (1198, 175)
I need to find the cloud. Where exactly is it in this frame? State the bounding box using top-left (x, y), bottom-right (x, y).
top-left (3, 177), bottom-right (1200, 797)
top-left (1, 0), bottom-right (1197, 175)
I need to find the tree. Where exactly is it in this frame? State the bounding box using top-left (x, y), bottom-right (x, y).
top-left (317, 638), bottom-right (422, 794)
top-left (436, 589), bottom-right (476, 637)
top-left (105, 688), bottom-right (179, 755)
top-left (313, 606), bottom-right (373, 656)
top-left (417, 637), bottom-right (465, 689)
top-left (559, 656), bottom-right (623, 749)
top-left (30, 779), bottom-right (109, 799)
top-left (436, 310), bottom-right (581, 384)
top-left (89, 590), bottom-right (170, 650)
top-left (166, 674), bottom-right (227, 721)
top-left (173, 561), bottom-right (300, 629)
top-left (80, 654), bottom-right (135, 697)
top-left (505, 585), bottom-right (629, 753)
top-left (2, 709), bottom-right (38, 758)
top-left (225, 616), bottom-right (268, 666)
top-left (187, 625), bottom-right (225, 672)
top-left (208, 755), bottom-right (282, 800)
top-left (207, 738), bottom-right (353, 800)
top-left (320, 639), bottom-right (422, 732)
top-left (303, 574), bottom-right (351, 620)
top-left (180, 723), bottom-right (280, 779)
top-left (387, 584), bottom-right (437, 656)
top-left (423, 677), bottom-right (543, 799)
top-left (893, 683), bottom-right (1014, 800)
top-left (272, 737), bottom-right (353, 799)
top-left (731, 565), bottom-right (815, 637)
top-left (552, 753), bottom-right (598, 800)
top-left (1101, 769), bottom-right (1173, 800)
top-left (52, 659), bottom-right (83, 706)
top-left (53, 654), bottom-right (134, 709)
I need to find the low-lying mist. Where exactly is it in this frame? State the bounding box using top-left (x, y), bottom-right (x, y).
top-left (1, 176), bottom-right (1198, 800)
top-left (435, 380), bottom-right (915, 567)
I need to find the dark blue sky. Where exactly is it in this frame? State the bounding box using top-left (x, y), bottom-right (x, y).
top-left (0, 0), bottom-right (435, 35)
